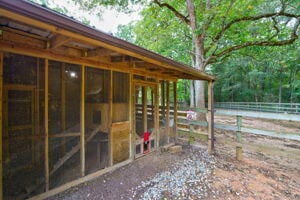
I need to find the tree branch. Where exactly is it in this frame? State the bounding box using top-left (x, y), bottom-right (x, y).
top-left (153, 0), bottom-right (190, 25)
top-left (213, 20), bottom-right (299, 58)
top-left (211, 18), bottom-right (299, 59)
top-left (212, 11), bottom-right (300, 44)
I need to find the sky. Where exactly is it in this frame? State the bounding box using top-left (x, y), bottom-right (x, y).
top-left (34, 0), bottom-right (140, 34)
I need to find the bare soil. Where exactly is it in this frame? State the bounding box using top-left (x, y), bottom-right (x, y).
top-left (48, 119), bottom-right (300, 200)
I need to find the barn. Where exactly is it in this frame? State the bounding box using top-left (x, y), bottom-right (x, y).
top-left (0, 0), bottom-right (215, 199)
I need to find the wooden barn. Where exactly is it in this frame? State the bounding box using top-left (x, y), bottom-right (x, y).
top-left (0, 0), bottom-right (215, 199)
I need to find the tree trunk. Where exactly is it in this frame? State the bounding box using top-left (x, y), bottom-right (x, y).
top-left (190, 80), bottom-right (195, 107)
top-left (186, 0), bottom-right (207, 123)
top-left (195, 80), bottom-right (207, 121)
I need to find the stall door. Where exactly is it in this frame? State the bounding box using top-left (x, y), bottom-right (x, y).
top-left (134, 84), bottom-right (157, 157)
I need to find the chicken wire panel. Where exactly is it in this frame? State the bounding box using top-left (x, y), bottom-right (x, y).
top-left (146, 87), bottom-right (155, 132)
top-left (112, 71), bottom-right (129, 122)
top-left (85, 67), bottom-right (110, 174)
top-left (135, 86), bottom-right (143, 137)
top-left (112, 72), bottom-right (130, 164)
top-left (3, 53), bottom-right (45, 199)
top-left (48, 60), bottom-right (81, 189)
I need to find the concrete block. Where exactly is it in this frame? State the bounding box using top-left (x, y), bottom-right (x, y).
top-left (169, 145), bottom-right (182, 153)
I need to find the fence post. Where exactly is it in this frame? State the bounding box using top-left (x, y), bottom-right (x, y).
top-left (236, 115), bottom-right (242, 160)
top-left (207, 81), bottom-right (214, 154)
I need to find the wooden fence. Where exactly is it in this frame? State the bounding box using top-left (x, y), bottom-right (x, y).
top-left (177, 107), bottom-right (300, 159)
top-left (215, 102), bottom-right (300, 114)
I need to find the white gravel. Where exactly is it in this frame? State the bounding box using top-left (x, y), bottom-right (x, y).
top-left (130, 147), bottom-right (216, 200)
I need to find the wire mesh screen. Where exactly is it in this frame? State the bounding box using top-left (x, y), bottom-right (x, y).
top-left (85, 67), bottom-right (110, 174)
top-left (112, 72), bottom-right (130, 164)
top-left (48, 60), bottom-right (81, 189)
top-left (3, 53), bottom-right (45, 199)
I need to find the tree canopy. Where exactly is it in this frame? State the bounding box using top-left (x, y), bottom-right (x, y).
top-left (32, 0), bottom-right (300, 104)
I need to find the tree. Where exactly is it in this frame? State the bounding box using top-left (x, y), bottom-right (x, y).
top-left (73, 0), bottom-right (299, 116)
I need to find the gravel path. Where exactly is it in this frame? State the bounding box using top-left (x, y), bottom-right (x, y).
top-left (48, 145), bottom-right (216, 200)
top-left (48, 130), bottom-right (300, 200)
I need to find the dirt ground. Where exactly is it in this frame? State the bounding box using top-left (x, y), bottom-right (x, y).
top-left (48, 119), bottom-right (300, 200)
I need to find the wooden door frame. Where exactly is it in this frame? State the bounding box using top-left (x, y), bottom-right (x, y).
top-left (132, 80), bottom-right (159, 158)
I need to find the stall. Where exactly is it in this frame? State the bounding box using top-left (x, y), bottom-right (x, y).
top-left (0, 0), bottom-right (215, 199)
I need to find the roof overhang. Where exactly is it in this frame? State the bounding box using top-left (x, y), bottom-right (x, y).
top-left (0, 0), bottom-right (215, 81)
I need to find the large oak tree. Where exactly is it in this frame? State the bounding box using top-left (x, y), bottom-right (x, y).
top-left (74, 0), bottom-right (299, 116)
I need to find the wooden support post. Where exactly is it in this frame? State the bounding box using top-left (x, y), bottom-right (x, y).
top-left (161, 81), bottom-right (165, 118)
top-left (173, 82), bottom-right (178, 142)
top-left (166, 81), bottom-right (170, 143)
top-left (154, 80), bottom-right (160, 149)
top-left (44, 59), bottom-right (49, 191)
top-left (142, 86), bottom-right (147, 133)
top-left (129, 73), bottom-right (134, 160)
top-left (236, 115), bottom-right (243, 160)
top-left (61, 64), bottom-right (66, 155)
top-left (153, 83), bottom-right (159, 149)
top-left (35, 58), bottom-right (40, 163)
top-left (108, 71), bottom-right (113, 166)
top-left (31, 88), bottom-right (35, 164)
top-left (0, 51), bottom-right (4, 200)
top-left (207, 81), bottom-right (214, 154)
top-left (80, 65), bottom-right (85, 177)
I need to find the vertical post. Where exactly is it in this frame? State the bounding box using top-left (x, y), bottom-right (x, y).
top-left (35, 58), bottom-right (40, 163)
top-left (0, 51), bottom-right (4, 200)
top-left (161, 81), bottom-right (165, 118)
top-left (44, 59), bottom-right (49, 191)
top-left (155, 80), bottom-right (160, 149)
top-left (129, 73), bottom-right (134, 160)
top-left (207, 81), bottom-right (214, 154)
top-left (80, 65), bottom-right (85, 177)
top-left (142, 86), bottom-right (147, 133)
top-left (166, 81), bottom-right (170, 143)
top-left (61, 64), bottom-right (66, 155)
top-left (108, 71), bottom-right (113, 166)
top-left (236, 115), bottom-right (242, 160)
top-left (173, 82), bottom-right (178, 141)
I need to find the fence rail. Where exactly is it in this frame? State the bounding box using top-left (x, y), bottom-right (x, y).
top-left (176, 108), bottom-right (300, 142)
top-left (215, 102), bottom-right (300, 114)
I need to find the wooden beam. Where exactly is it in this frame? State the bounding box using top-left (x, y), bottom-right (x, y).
top-left (129, 72), bottom-right (134, 159)
top-left (108, 71), bottom-right (113, 166)
top-left (80, 65), bottom-right (85, 177)
top-left (173, 82), bottom-right (178, 141)
top-left (61, 64), bottom-right (66, 155)
top-left (49, 34), bottom-right (71, 49)
top-left (44, 59), bottom-right (49, 191)
top-left (161, 81), bottom-right (165, 118)
top-left (49, 133), bottom-right (80, 138)
top-left (166, 81), bottom-right (170, 143)
top-left (207, 81), bottom-right (214, 154)
top-left (142, 86), bottom-right (147, 133)
top-left (86, 47), bottom-right (114, 57)
top-left (0, 41), bottom-right (177, 81)
top-left (154, 80), bottom-right (160, 149)
top-left (0, 51), bottom-right (3, 200)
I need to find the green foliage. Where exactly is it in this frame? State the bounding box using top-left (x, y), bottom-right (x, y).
top-left (211, 42), bottom-right (300, 103)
